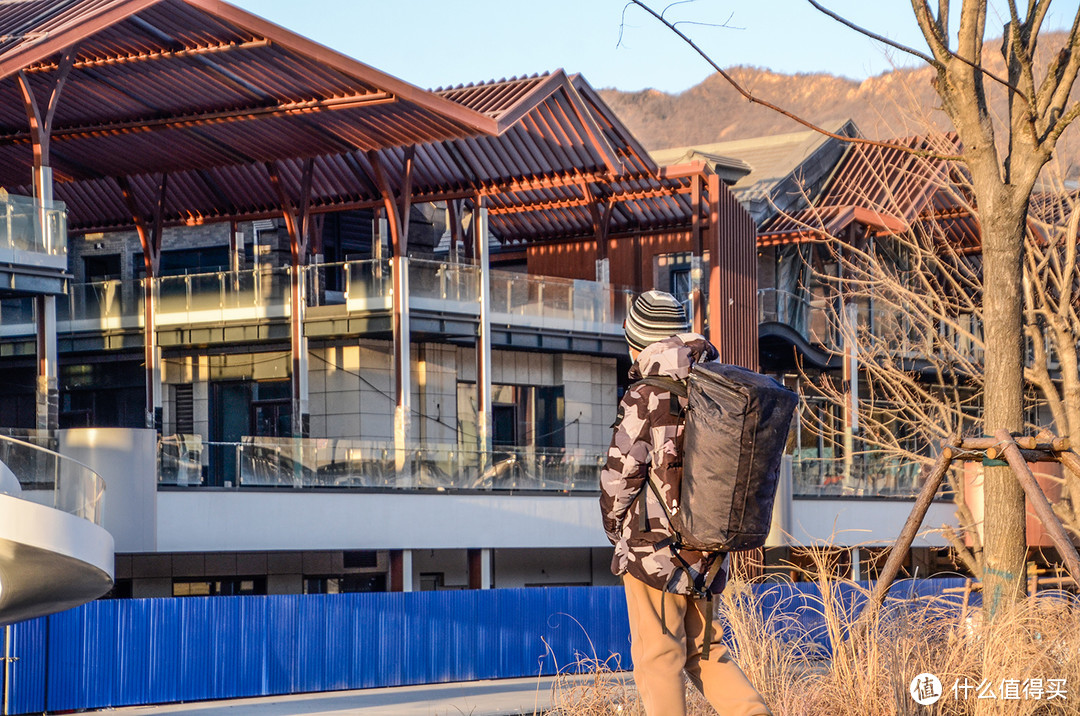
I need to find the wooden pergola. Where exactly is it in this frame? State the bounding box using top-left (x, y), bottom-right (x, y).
top-left (0, 0), bottom-right (757, 455)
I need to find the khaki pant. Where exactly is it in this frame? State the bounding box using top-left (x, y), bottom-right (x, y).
top-left (623, 574), bottom-right (772, 716)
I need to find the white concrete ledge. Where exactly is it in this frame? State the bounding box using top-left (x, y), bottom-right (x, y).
top-left (157, 489), bottom-right (958, 553)
top-left (157, 491), bottom-right (610, 552)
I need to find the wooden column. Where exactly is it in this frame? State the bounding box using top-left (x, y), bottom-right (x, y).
top-left (706, 173), bottom-right (723, 348)
top-left (468, 548), bottom-right (492, 590)
top-left (704, 173), bottom-right (758, 369)
top-left (841, 225), bottom-right (860, 490)
top-left (17, 49), bottom-right (74, 433)
top-left (368, 150), bottom-right (415, 479)
top-left (690, 173), bottom-right (705, 335)
top-left (473, 200), bottom-right (493, 471)
top-left (119, 175), bottom-right (167, 433)
top-left (586, 184), bottom-right (613, 284)
top-left (704, 173), bottom-right (763, 579)
top-left (267, 159), bottom-right (315, 438)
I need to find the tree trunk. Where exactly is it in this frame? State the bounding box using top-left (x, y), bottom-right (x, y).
top-left (977, 186), bottom-right (1029, 614)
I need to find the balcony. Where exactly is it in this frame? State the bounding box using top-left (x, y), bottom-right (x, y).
top-left (790, 453), bottom-right (928, 498)
top-left (159, 436), bottom-right (604, 493)
top-left (0, 434), bottom-right (113, 625)
top-left (0, 259), bottom-right (633, 352)
top-left (758, 287), bottom-right (838, 347)
top-left (758, 287), bottom-right (986, 369)
top-left (0, 193), bottom-right (68, 296)
top-left (156, 435), bottom-right (946, 500)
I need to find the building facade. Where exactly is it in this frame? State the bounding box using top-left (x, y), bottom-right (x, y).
top-left (0, 1), bottom-right (766, 598)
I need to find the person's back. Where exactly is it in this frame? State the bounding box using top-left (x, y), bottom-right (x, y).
top-left (600, 290), bottom-right (772, 716)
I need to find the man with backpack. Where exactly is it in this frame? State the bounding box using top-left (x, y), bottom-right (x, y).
top-left (600, 290), bottom-right (773, 716)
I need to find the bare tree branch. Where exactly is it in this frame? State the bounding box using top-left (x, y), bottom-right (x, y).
top-left (621, 1), bottom-right (964, 161)
top-left (806, 0), bottom-right (938, 67)
top-left (810, 0), bottom-right (1034, 109)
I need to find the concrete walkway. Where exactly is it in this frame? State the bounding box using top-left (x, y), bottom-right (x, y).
top-left (94, 674), bottom-right (618, 716)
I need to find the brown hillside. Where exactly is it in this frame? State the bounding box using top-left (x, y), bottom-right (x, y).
top-left (599, 32), bottom-right (1080, 180)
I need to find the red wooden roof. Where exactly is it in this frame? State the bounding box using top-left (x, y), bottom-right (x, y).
top-left (759, 134), bottom-right (967, 245)
top-left (0, 0), bottom-right (704, 244)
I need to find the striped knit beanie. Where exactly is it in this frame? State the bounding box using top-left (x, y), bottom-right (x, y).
top-left (624, 290), bottom-right (689, 352)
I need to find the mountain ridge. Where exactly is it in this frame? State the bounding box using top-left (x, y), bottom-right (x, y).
top-left (597, 34), bottom-right (1079, 179)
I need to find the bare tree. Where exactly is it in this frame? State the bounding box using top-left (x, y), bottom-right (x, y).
top-left (796, 150), bottom-right (1080, 580)
top-left (626, 0), bottom-right (1080, 614)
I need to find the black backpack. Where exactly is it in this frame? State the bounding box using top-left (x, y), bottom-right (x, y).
top-left (638, 362), bottom-right (798, 552)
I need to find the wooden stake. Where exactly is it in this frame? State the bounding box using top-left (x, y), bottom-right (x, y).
top-left (861, 450), bottom-right (952, 618)
top-left (994, 429), bottom-right (1080, 587)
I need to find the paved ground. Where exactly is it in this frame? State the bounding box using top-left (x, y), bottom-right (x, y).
top-left (94, 674), bottom-right (619, 716)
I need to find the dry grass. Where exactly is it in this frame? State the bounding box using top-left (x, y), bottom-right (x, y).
top-left (550, 553), bottom-right (1080, 715)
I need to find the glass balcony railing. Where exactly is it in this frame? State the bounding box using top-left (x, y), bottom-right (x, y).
top-left (790, 454), bottom-right (926, 498)
top-left (160, 434), bottom-right (940, 499)
top-left (758, 287), bottom-right (987, 364)
top-left (487, 265), bottom-right (631, 330)
top-left (407, 258), bottom-right (632, 330)
top-left (407, 259), bottom-right (481, 309)
top-left (341, 259), bottom-right (393, 312)
top-left (757, 287), bottom-right (839, 347)
top-left (0, 434), bottom-right (105, 524)
top-left (158, 436), bottom-right (605, 493)
top-left (156, 268), bottom-right (292, 325)
top-left (0, 193), bottom-right (67, 270)
top-left (0, 259), bottom-right (630, 338)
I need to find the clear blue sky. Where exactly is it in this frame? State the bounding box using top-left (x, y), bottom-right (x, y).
top-left (231, 1), bottom-right (1074, 94)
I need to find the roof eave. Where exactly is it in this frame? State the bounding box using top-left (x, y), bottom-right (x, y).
top-left (0, 0), bottom-right (163, 80)
top-left (184, 0), bottom-right (500, 136)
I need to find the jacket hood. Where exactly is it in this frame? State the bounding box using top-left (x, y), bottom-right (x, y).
top-left (629, 333), bottom-right (719, 381)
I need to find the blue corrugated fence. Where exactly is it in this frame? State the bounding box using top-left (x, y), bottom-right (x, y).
top-left (4, 579), bottom-right (974, 714)
top-left (5, 587), bottom-right (631, 714)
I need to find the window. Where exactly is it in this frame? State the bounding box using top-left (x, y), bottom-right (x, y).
top-left (492, 385), bottom-right (519, 447)
top-left (419, 573), bottom-right (444, 591)
top-left (134, 246), bottom-right (230, 278)
top-left (671, 268), bottom-right (691, 305)
top-left (83, 254), bottom-right (121, 282)
top-left (304, 574), bottom-right (387, 594)
top-left (173, 577), bottom-right (266, 597)
top-left (173, 384), bottom-right (194, 435)
top-left (458, 383), bottom-right (565, 449)
top-left (59, 361), bottom-right (144, 428)
top-left (534, 385), bottom-right (565, 449)
top-left (343, 550), bottom-right (379, 569)
top-left (656, 252), bottom-right (695, 319)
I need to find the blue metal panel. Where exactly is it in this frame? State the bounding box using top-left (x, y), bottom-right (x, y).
top-left (8, 615), bottom-right (47, 715)
top-left (5, 580), bottom-right (974, 714)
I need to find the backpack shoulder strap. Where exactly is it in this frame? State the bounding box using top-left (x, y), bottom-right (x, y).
top-left (634, 376), bottom-right (688, 398)
top-left (633, 376), bottom-right (687, 418)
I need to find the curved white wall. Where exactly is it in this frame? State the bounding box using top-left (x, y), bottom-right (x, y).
top-left (0, 495), bottom-right (114, 625)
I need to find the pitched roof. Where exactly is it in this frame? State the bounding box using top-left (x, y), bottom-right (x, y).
top-left (759, 133), bottom-right (965, 243)
top-left (0, 0), bottom-right (504, 192)
top-left (0, 3), bottom-right (701, 243)
top-left (652, 121), bottom-right (857, 203)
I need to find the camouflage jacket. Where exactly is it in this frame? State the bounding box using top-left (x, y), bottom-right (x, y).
top-left (599, 333), bottom-right (729, 596)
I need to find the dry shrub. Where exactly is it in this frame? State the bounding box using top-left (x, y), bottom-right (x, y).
top-left (545, 654), bottom-right (638, 715)
top-left (553, 548), bottom-right (1080, 715)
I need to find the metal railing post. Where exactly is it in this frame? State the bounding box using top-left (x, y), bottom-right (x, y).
top-left (475, 206), bottom-right (493, 476)
top-left (2, 622), bottom-right (17, 716)
top-left (392, 256), bottom-right (412, 485)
